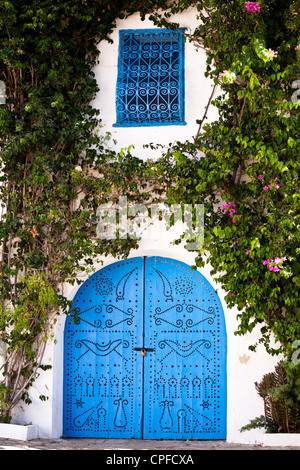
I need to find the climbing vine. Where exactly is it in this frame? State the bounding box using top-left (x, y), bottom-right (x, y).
top-left (151, 0), bottom-right (300, 355)
top-left (0, 0), bottom-right (166, 422)
top-left (0, 0), bottom-right (299, 421)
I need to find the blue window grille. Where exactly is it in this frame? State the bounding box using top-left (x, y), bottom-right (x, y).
top-left (113, 29), bottom-right (186, 127)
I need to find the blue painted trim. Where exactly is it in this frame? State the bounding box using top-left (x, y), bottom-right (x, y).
top-left (114, 28), bottom-right (186, 128)
top-left (113, 120), bottom-right (187, 128)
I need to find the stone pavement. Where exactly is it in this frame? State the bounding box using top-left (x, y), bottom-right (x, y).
top-left (0, 437), bottom-right (299, 450)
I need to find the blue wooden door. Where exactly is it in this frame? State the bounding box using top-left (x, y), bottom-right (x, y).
top-left (143, 257), bottom-right (227, 439)
top-left (63, 258), bottom-right (144, 438)
top-left (63, 256), bottom-right (227, 439)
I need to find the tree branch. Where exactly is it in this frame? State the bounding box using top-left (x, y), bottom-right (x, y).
top-left (193, 83), bottom-right (218, 144)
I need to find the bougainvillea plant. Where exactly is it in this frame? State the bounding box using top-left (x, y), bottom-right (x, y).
top-left (0, 0), bottom-right (167, 421)
top-left (151, 0), bottom-right (300, 355)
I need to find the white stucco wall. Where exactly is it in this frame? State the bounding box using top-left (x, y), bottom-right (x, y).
top-left (8, 8), bottom-right (281, 445)
top-left (11, 218), bottom-right (279, 444)
top-left (91, 8), bottom-right (220, 160)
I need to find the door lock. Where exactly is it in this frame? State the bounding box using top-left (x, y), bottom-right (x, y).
top-left (134, 347), bottom-right (154, 356)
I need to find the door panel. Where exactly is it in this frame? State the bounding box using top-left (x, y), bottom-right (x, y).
top-left (143, 257), bottom-right (227, 439)
top-left (63, 258), bottom-right (144, 438)
top-left (63, 256), bottom-right (227, 439)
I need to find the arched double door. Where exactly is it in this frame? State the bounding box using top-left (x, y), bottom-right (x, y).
top-left (63, 257), bottom-right (227, 439)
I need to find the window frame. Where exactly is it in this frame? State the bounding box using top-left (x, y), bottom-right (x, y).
top-left (113, 28), bottom-right (187, 128)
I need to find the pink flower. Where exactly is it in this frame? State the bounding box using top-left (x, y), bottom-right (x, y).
top-left (265, 48), bottom-right (278, 59)
top-left (246, 249), bottom-right (249, 255)
top-left (222, 202), bottom-right (239, 223)
top-left (221, 70), bottom-right (237, 83)
top-left (263, 186), bottom-right (269, 190)
top-left (27, 225), bottom-right (38, 238)
top-left (258, 175), bottom-right (263, 179)
top-left (245, 1), bottom-right (260, 12)
top-left (264, 256), bottom-right (285, 273)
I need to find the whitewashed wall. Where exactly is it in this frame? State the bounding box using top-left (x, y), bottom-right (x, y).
top-left (10, 8), bottom-right (281, 445)
top-left (91, 8), bottom-right (220, 160)
top-left (12, 219), bottom-right (279, 444)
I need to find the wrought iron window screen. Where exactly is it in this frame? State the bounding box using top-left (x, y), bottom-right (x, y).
top-left (114, 29), bottom-right (186, 127)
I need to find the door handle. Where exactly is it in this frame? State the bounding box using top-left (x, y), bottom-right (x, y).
top-left (134, 347), bottom-right (154, 356)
